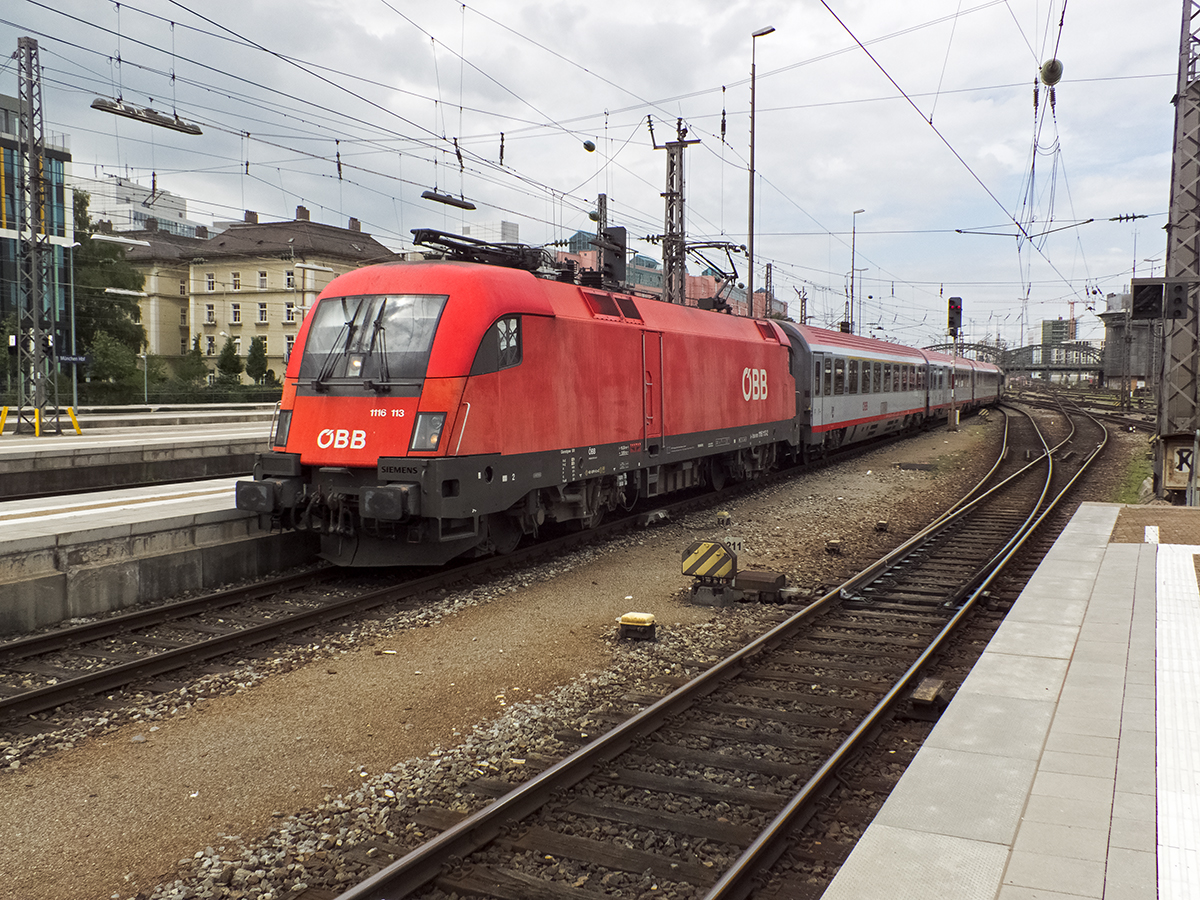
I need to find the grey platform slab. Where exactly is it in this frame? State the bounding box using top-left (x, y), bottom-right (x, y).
top-left (823, 502), bottom-right (1194, 900)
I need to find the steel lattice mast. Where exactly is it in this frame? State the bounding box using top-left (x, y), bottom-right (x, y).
top-left (14, 36), bottom-right (60, 435)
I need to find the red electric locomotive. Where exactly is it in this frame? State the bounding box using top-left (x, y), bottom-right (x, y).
top-left (237, 231), bottom-right (1002, 566)
top-left (236, 236), bottom-right (798, 565)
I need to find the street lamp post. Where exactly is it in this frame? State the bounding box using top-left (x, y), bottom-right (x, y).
top-left (850, 208), bottom-right (864, 332)
top-left (747, 24), bottom-right (775, 319)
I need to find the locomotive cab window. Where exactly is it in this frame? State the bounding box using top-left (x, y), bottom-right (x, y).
top-left (299, 293), bottom-right (448, 384)
top-left (470, 316), bottom-right (523, 375)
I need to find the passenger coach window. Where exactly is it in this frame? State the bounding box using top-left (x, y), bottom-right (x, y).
top-left (901, 366), bottom-right (909, 392)
top-left (834, 359), bottom-right (845, 395)
top-left (849, 360), bottom-right (859, 393)
top-left (873, 362), bottom-right (882, 393)
top-left (824, 358), bottom-right (833, 396)
top-left (814, 361), bottom-right (823, 396)
top-left (883, 363), bottom-right (892, 392)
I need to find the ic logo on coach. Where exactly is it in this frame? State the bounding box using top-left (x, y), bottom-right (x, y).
top-left (742, 368), bottom-right (768, 401)
top-left (317, 428), bottom-right (367, 449)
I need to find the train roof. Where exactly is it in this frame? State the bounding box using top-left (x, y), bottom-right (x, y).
top-left (781, 322), bottom-right (928, 362)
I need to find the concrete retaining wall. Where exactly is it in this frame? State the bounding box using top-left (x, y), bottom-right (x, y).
top-left (0, 440), bottom-right (265, 500)
top-left (0, 510), bottom-right (319, 636)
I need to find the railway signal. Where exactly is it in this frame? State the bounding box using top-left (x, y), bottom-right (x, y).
top-left (1165, 278), bottom-right (1191, 318)
top-left (948, 296), bottom-right (963, 336)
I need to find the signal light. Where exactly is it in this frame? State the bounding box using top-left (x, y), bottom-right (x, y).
top-left (948, 296), bottom-right (963, 336)
top-left (1165, 279), bottom-right (1191, 318)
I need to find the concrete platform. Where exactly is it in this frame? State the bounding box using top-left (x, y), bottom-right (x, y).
top-left (0, 416), bottom-right (272, 498)
top-left (0, 479), bottom-right (317, 636)
top-left (823, 501), bottom-right (1198, 900)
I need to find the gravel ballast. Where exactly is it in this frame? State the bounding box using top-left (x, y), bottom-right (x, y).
top-left (2, 416), bottom-right (1138, 900)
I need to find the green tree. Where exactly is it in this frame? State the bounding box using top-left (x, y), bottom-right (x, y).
top-left (174, 336), bottom-right (210, 385)
top-left (71, 189), bottom-right (147, 355)
top-left (245, 336), bottom-right (268, 385)
top-left (216, 336), bottom-right (244, 385)
top-left (87, 331), bottom-right (141, 402)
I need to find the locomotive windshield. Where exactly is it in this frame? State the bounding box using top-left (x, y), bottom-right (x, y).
top-left (299, 293), bottom-right (448, 385)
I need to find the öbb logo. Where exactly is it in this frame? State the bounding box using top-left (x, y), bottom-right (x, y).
top-left (317, 428), bottom-right (367, 449)
top-left (741, 368), bottom-right (768, 401)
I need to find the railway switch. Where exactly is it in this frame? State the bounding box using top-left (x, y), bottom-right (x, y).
top-left (684, 540), bottom-right (789, 605)
top-left (733, 570), bottom-right (787, 601)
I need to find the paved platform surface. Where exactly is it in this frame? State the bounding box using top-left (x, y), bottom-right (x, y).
top-left (0, 421), bottom-right (269, 460)
top-left (0, 477), bottom-right (243, 542)
top-left (823, 501), bottom-right (1197, 900)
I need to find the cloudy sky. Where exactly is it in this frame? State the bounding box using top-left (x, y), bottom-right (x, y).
top-left (1, 0), bottom-right (1182, 347)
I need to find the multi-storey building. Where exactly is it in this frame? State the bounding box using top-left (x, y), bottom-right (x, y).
top-left (125, 207), bottom-right (394, 381)
top-left (0, 93), bottom-right (74, 331)
top-left (73, 173), bottom-right (205, 238)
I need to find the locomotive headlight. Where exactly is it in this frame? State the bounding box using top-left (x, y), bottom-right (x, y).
top-left (347, 354), bottom-right (365, 377)
top-left (410, 412), bottom-right (447, 451)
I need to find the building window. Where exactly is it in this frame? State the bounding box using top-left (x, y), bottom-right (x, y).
top-left (180, 338), bottom-right (188, 355)
top-left (258, 302), bottom-right (268, 323)
top-left (180, 308), bottom-right (187, 326)
top-left (286, 334), bottom-right (295, 360)
top-left (231, 271), bottom-right (241, 291)
top-left (285, 301), bottom-right (296, 322)
top-left (259, 337), bottom-right (268, 355)
top-left (231, 303), bottom-right (241, 324)
top-left (258, 270), bottom-right (268, 290)
top-left (206, 373), bottom-right (216, 386)
top-left (234, 337), bottom-right (242, 355)
top-left (179, 279), bottom-right (187, 296)
top-left (132, 306), bottom-right (141, 324)
top-left (206, 273), bottom-right (215, 292)
top-left (285, 270), bottom-right (295, 289)
top-left (206, 336), bottom-right (216, 355)
top-left (205, 304), bottom-right (215, 324)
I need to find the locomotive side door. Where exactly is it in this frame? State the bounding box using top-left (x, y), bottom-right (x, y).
top-left (643, 331), bottom-right (663, 445)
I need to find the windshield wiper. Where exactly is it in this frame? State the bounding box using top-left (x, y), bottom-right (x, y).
top-left (312, 298), bottom-right (362, 391)
top-left (362, 299), bottom-right (391, 393)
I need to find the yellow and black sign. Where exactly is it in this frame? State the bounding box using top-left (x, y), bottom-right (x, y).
top-left (682, 540), bottom-right (737, 581)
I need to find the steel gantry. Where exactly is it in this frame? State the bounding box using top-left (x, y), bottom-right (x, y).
top-left (1160, 0), bottom-right (1200, 498)
top-left (13, 36), bottom-right (60, 435)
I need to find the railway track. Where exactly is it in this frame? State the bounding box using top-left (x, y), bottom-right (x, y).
top-left (0, 424), bottom-right (920, 735)
top-left (324, 401), bottom-right (1107, 900)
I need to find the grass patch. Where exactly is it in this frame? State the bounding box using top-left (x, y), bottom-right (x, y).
top-left (1113, 450), bottom-right (1154, 504)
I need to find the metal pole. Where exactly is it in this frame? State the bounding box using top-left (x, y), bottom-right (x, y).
top-left (747, 25), bottom-right (774, 318)
top-left (850, 208), bottom-right (864, 332)
top-left (69, 241), bottom-right (78, 409)
top-left (950, 333), bottom-right (959, 432)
